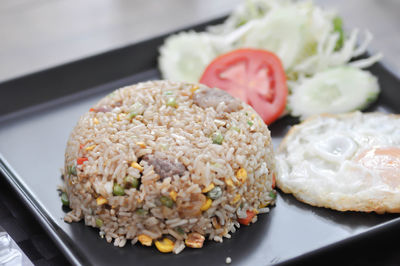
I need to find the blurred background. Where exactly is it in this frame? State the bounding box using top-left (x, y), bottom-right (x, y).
top-left (0, 0), bottom-right (399, 265)
top-left (0, 0), bottom-right (399, 82)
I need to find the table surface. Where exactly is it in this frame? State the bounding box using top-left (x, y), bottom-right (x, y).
top-left (1, 0), bottom-right (400, 265)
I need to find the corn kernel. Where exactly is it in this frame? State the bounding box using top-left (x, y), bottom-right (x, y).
top-left (236, 168), bottom-right (247, 183)
top-left (93, 118), bottom-right (99, 124)
top-left (231, 194), bottom-right (241, 204)
top-left (169, 190), bottom-right (177, 201)
top-left (190, 85), bottom-right (200, 93)
top-left (200, 198), bottom-right (212, 211)
top-left (136, 142), bottom-right (146, 148)
top-left (155, 238), bottom-right (174, 253)
top-left (259, 202), bottom-right (269, 208)
top-left (202, 183), bottom-right (215, 193)
top-left (225, 178), bottom-right (235, 187)
top-left (85, 145), bottom-right (96, 151)
top-left (138, 234), bottom-right (152, 246)
top-left (185, 233), bottom-right (205, 248)
top-left (117, 113), bottom-right (126, 121)
top-left (131, 162), bottom-right (144, 172)
top-left (251, 114), bottom-right (256, 119)
top-left (96, 196), bottom-right (108, 206)
top-left (253, 208), bottom-right (259, 214)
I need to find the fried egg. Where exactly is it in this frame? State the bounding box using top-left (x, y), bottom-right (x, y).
top-left (276, 112), bottom-right (400, 213)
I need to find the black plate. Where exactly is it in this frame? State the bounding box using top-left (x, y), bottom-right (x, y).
top-left (0, 17), bottom-right (400, 266)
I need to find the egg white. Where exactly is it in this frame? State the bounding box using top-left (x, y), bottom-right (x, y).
top-left (276, 112), bottom-right (400, 213)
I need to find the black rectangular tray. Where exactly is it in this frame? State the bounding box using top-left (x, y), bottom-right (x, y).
top-left (1, 17), bottom-right (400, 266)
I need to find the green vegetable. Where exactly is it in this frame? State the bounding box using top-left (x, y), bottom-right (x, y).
top-left (176, 227), bottom-right (185, 235)
top-left (333, 16), bottom-right (344, 50)
top-left (288, 67), bottom-right (379, 119)
top-left (166, 97), bottom-right (177, 107)
top-left (125, 175), bottom-right (139, 189)
top-left (68, 165), bottom-right (77, 176)
top-left (207, 186), bottom-right (222, 200)
top-left (61, 192), bottom-right (70, 206)
top-left (212, 132), bottom-right (224, 145)
top-left (129, 102), bottom-right (143, 119)
top-left (247, 121), bottom-right (254, 126)
top-left (113, 183), bottom-right (125, 196)
top-left (136, 208), bottom-right (148, 216)
top-left (164, 90), bottom-right (174, 95)
top-left (269, 191), bottom-right (277, 200)
top-left (160, 196), bottom-right (174, 208)
top-left (231, 126), bottom-right (240, 133)
top-left (96, 218), bottom-right (103, 227)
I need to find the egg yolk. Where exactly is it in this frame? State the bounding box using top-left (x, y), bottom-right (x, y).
top-left (355, 147), bottom-right (400, 188)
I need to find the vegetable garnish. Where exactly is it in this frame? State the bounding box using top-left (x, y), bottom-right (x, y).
top-left (159, 0), bottom-right (382, 120)
top-left (95, 218), bottom-right (103, 228)
top-left (113, 183), bottom-right (125, 196)
top-left (200, 48), bottom-right (288, 125)
top-left (211, 131), bottom-right (224, 145)
top-left (77, 157), bottom-right (88, 165)
top-left (207, 186), bottom-right (222, 200)
top-left (288, 66), bottom-right (379, 120)
top-left (238, 210), bottom-right (256, 226)
top-left (61, 192), bottom-right (70, 207)
top-left (160, 196), bottom-right (174, 208)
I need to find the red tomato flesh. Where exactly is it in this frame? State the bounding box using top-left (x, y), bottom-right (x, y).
top-left (199, 48), bottom-right (288, 125)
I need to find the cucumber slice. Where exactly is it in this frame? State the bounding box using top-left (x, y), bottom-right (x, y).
top-left (158, 32), bottom-right (218, 82)
top-left (289, 67), bottom-right (379, 119)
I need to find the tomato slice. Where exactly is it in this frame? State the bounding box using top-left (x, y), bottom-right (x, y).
top-left (199, 48), bottom-right (288, 125)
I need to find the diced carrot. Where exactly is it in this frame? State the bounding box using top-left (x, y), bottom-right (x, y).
top-left (89, 108), bottom-right (94, 112)
top-left (238, 210), bottom-right (256, 226)
top-left (79, 144), bottom-right (84, 149)
top-left (77, 157), bottom-right (88, 165)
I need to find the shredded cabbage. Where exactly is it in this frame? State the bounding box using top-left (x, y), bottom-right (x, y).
top-left (158, 0), bottom-right (382, 117)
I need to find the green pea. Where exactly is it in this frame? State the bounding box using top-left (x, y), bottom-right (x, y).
top-left (61, 192), bottom-right (70, 206)
top-left (212, 132), bottom-right (224, 145)
top-left (68, 165), bottom-right (77, 176)
top-left (231, 126), bottom-right (240, 133)
top-left (129, 102), bottom-right (143, 119)
top-left (269, 191), bottom-right (277, 200)
top-left (125, 175), bottom-right (139, 189)
top-left (96, 218), bottom-right (103, 228)
top-left (247, 121), bottom-right (254, 126)
top-left (207, 186), bottom-right (222, 200)
top-left (176, 227), bottom-right (185, 235)
top-left (166, 97), bottom-right (177, 107)
top-left (129, 111), bottom-right (139, 119)
top-left (113, 183), bottom-right (125, 196)
top-left (136, 208), bottom-right (148, 216)
top-left (160, 196), bottom-right (174, 208)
